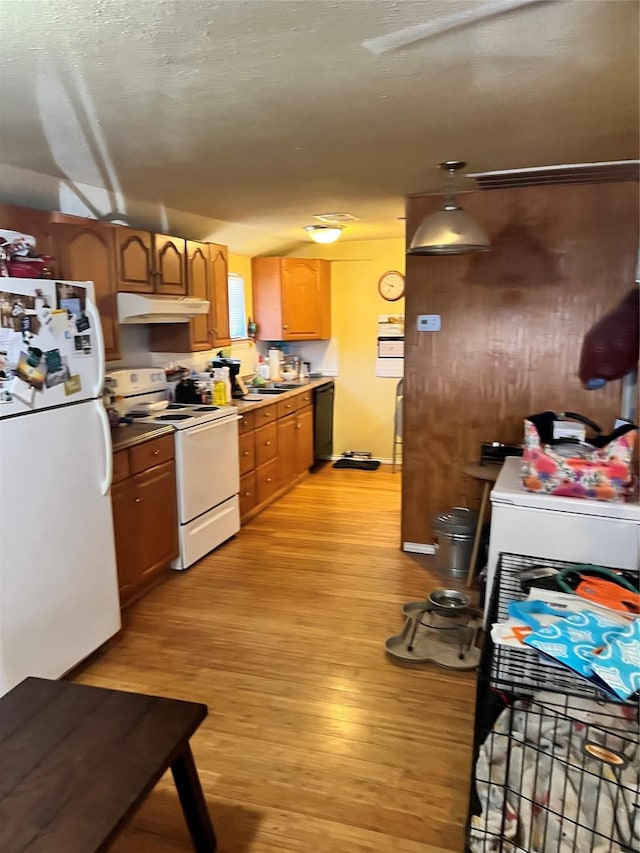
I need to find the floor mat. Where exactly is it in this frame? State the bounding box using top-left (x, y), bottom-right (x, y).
top-left (385, 601), bottom-right (481, 669)
top-left (333, 459), bottom-right (381, 470)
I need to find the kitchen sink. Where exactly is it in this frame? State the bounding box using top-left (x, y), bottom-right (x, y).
top-left (272, 383), bottom-right (304, 389)
top-left (246, 387), bottom-right (288, 395)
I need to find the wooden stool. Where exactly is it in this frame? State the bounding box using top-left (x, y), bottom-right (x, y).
top-left (0, 677), bottom-right (216, 852)
top-left (463, 463), bottom-right (501, 588)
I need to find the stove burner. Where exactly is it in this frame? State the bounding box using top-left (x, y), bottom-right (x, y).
top-left (167, 403), bottom-right (187, 410)
top-left (155, 414), bottom-right (193, 421)
top-left (192, 406), bottom-right (219, 412)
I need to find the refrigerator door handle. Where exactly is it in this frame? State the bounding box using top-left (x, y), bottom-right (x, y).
top-left (96, 401), bottom-right (113, 496)
top-left (85, 294), bottom-right (105, 395)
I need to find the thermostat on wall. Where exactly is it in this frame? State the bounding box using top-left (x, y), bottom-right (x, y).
top-left (417, 314), bottom-right (441, 332)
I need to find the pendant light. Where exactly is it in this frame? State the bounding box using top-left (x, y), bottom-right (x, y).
top-left (304, 225), bottom-right (344, 244)
top-left (407, 161), bottom-right (490, 255)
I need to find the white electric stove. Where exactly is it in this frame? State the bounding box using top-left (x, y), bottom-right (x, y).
top-left (106, 368), bottom-right (241, 570)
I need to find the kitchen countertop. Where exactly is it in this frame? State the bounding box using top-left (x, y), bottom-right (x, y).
top-left (229, 378), bottom-right (334, 414)
top-left (110, 379), bottom-right (334, 451)
top-left (111, 422), bottom-right (175, 453)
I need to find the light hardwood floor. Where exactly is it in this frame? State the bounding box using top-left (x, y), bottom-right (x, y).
top-left (75, 465), bottom-right (477, 852)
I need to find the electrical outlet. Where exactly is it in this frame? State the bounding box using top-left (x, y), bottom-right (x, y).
top-left (417, 314), bottom-right (441, 332)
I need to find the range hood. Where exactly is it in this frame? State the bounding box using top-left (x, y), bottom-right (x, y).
top-left (117, 292), bottom-right (210, 324)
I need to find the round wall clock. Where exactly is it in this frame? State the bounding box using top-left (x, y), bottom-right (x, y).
top-left (378, 270), bottom-right (405, 302)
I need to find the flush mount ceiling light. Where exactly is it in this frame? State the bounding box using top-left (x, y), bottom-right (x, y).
top-left (407, 161), bottom-right (490, 256)
top-left (304, 224), bottom-right (344, 244)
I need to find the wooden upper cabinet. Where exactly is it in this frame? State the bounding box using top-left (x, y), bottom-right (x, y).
top-left (150, 239), bottom-right (225, 353)
top-left (252, 257), bottom-right (331, 341)
top-left (186, 241), bottom-right (212, 350)
top-left (52, 220), bottom-right (120, 361)
top-left (210, 242), bottom-right (230, 347)
top-left (154, 234), bottom-right (187, 295)
top-left (115, 229), bottom-right (186, 295)
top-left (0, 204), bottom-right (57, 277)
top-left (115, 228), bottom-right (154, 292)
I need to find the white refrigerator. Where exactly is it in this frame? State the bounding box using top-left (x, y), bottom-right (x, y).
top-left (0, 277), bottom-right (120, 696)
top-left (486, 456), bottom-right (640, 619)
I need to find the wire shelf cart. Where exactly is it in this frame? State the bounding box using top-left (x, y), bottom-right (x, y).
top-left (466, 553), bottom-right (640, 853)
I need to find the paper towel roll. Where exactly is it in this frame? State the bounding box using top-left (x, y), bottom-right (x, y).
top-left (268, 349), bottom-right (281, 381)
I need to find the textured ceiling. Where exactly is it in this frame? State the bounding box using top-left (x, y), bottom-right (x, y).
top-left (0, 0), bottom-right (638, 253)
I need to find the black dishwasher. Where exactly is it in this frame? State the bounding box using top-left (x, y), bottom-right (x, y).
top-left (313, 381), bottom-right (335, 460)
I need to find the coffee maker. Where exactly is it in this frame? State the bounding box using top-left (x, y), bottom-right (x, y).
top-left (210, 356), bottom-right (246, 399)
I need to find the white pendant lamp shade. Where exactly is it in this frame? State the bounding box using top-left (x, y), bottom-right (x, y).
top-left (305, 225), bottom-right (344, 244)
top-left (407, 161), bottom-right (490, 256)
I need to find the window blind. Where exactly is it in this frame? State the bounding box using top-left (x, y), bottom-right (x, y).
top-left (227, 273), bottom-right (247, 340)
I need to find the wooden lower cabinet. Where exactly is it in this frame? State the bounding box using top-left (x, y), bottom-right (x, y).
top-left (239, 393), bottom-right (315, 523)
top-left (111, 435), bottom-right (179, 608)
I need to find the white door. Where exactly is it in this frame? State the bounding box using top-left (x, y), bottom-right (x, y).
top-left (175, 417), bottom-right (240, 523)
top-left (0, 398), bottom-right (120, 695)
top-left (0, 278), bottom-right (104, 418)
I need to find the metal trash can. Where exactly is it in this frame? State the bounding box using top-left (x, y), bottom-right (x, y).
top-left (432, 507), bottom-right (478, 579)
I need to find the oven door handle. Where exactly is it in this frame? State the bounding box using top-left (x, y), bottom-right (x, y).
top-left (183, 415), bottom-right (240, 436)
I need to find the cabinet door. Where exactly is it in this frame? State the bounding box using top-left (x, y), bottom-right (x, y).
top-left (256, 458), bottom-right (280, 505)
top-left (210, 242), bottom-right (231, 346)
top-left (239, 470), bottom-right (257, 520)
top-left (254, 421), bottom-right (278, 468)
top-left (239, 430), bottom-right (256, 476)
top-left (187, 241), bottom-right (213, 350)
top-left (154, 235), bottom-right (187, 295)
top-left (133, 460), bottom-right (179, 583)
top-left (115, 228), bottom-right (154, 292)
top-left (281, 259), bottom-right (323, 340)
top-left (294, 406), bottom-right (314, 474)
top-left (52, 222), bottom-right (120, 361)
top-left (277, 414), bottom-right (297, 486)
top-left (111, 479), bottom-right (139, 606)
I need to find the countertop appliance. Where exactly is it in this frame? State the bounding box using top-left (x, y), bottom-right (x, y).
top-left (485, 456), bottom-right (640, 620)
top-left (210, 357), bottom-right (245, 398)
top-left (0, 277), bottom-right (120, 696)
top-left (107, 369), bottom-right (240, 569)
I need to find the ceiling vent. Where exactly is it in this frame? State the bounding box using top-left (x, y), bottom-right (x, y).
top-left (313, 213), bottom-right (360, 223)
top-left (468, 160), bottom-right (640, 190)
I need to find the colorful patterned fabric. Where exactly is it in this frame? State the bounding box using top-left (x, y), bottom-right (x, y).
top-left (522, 420), bottom-right (637, 502)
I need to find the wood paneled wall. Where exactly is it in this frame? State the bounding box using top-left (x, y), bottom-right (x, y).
top-left (401, 182), bottom-right (639, 545)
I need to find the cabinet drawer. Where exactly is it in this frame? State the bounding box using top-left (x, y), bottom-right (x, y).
top-left (276, 396), bottom-right (298, 419)
top-left (256, 458), bottom-right (280, 505)
top-left (254, 422), bottom-right (278, 467)
top-left (112, 450), bottom-right (130, 484)
top-left (239, 431), bottom-right (256, 476)
top-left (238, 411), bottom-right (255, 434)
top-left (295, 389), bottom-right (313, 410)
top-left (239, 471), bottom-right (257, 519)
top-left (129, 434), bottom-right (175, 475)
top-left (254, 403), bottom-right (277, 426)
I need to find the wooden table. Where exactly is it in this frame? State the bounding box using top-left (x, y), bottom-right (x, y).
top-left (0, 677), bottom-right (216, 852)
top-left (463, 463), bottom-right (501, 588)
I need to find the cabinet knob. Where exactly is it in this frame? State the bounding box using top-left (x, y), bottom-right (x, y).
top-left (296, 423), bottom-right (301, 429)
top-left (244, 490), bottom-right (251, 497)
top-left (283, 324), bottom-right (288, 330)
top-left (135, 498), bottom-right (141, 503)
top-left (286, 403), bottom-right (292, 408)
top-left (265, 440), bottom-right (271, 446)
top-left (266, 477), bottom-right (272, 483)
top-left (153, 450), bottom-right (160, 455)
top-left (242, 450), bottom-right (249, 456)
